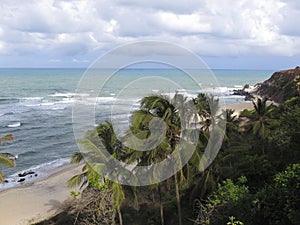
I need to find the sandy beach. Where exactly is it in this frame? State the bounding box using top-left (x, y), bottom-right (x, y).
top-left (223, 101), bottom-right (254, 115)
top-left (0, 164), bottom-right (82, 225)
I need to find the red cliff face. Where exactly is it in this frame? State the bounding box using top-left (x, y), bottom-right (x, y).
top-left (255, 67), bottom-right (300, 104)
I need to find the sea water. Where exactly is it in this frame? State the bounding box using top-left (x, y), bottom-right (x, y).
top-left (0, 68), bottom-right (273, 189)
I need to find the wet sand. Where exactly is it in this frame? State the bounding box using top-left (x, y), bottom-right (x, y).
top-left (0, 164), bottom-right (82, 225)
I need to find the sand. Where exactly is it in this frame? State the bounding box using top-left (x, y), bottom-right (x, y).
top-left (0, 164), bottom-right (82, 225)
top-left (223, 102), bottom-right (254, 115)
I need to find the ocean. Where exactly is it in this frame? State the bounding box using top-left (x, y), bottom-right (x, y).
top-left (0, 68), bottom-right (273, 189)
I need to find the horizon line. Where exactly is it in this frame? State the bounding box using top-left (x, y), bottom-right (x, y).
top-left (0, 67), bottom-right (276, 71)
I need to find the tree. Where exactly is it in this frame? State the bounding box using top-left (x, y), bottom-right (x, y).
top-left (240, 97), bottom-right (276, 154)
top-left (256, 164), bottom-right (300, 225)
top-left (0, 134), bottom-right (16, 182)
top-left (69, 122), bottom-right (127, 225)
top-left (129, 94), bottom-right (179, 224)
top-left (129, 93), bottom-right (187, 225)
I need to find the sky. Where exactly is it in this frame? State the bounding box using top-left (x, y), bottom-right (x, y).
top-left (0, 0), bottom-right (299, 70)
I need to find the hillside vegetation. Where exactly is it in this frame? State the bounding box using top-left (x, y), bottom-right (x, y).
top-left (255, 67), bottom-right (300, 103)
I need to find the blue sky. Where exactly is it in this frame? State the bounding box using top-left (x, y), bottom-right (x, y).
top-left (0, 0), bottom-right (299, 70)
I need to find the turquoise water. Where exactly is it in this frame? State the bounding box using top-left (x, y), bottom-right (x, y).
top-left (0, 68), bottom-right (273, 189)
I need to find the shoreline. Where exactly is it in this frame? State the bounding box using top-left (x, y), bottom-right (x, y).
top-left (0, 163), bottom-right (82, 225)
top-left (0, 158), bottom-right (72, 192)
top-left (0, 101), bottom-right (261, 225)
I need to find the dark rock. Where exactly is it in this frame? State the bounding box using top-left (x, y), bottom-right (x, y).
top-left (232, 88), bottom-right (254, 101)
top-left (18, 178), bottom-right (25, 182)
top-left (243, 84), bottom-right (250, 90)
top-left (4, 180), bottom-right (9, 183)
top-left (18, 170), bottom-right (35, 177)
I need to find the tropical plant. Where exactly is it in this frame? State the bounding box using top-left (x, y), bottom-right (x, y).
top-left (68, 121), bottom-right (127, 225)
top-left (240, 97), bottom-right (276, 154)
top-left (0, 134), bottom-right (16, 182)
top-left (128, 92), bottom-right (210, 225)
top-left (227, 216), bottom-right (244, 225)
top-left (256, 164), bottom-right (300, 225)
top-left (128, 94), bottom-right (184, 225)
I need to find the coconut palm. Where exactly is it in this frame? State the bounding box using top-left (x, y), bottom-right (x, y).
top-left (141, 94), bottom-right (183, 225)
top-left (128, 93), bottom-right (198, 225)
top-left (69, 122), bottom-right (126, 225)
top-left (193, 93), bottom-right (210, 120)
top-left (252, 98), bottom-right (273, 138)
top-left (193, 94), bottom-right (220, 133)
top-left (240, 97), bottom-right (276, 154)
top-left (0, 134), bottom-right (16, 182)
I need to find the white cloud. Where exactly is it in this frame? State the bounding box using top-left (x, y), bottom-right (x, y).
top-left (157, 12), bottom-right (211, 34)
top-left (72, 58), bottom-right (89, 63)
top-left (0, 0), bottom-right (299, 66)
top-left (114, 0), bottom-right (203, 14)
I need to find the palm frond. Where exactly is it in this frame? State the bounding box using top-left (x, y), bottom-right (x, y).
top-left (70, 152), bottom-right (85, 164)
top-left (0, 172), bottom-right (4, 182)
top-left (111, 182), bottom-right (125, 208)
top-left (0, 134), bottom-right (13, 146)
top-left (77, 138), bottom-right (107, 163)
top-left (0, 156), bottom-right (15, 167)
top-left (68, 172), bottom-right (88, 189)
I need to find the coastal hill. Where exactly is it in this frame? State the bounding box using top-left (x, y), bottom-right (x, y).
top-left (254, 67), bottom-right (300, 103)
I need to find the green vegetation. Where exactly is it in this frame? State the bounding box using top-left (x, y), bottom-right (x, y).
top-left (35, 85), bottom-right (300, 225)
top-left (69, 92), bottom-right (299, 225)
top-left (0, 134), bottom-right (16, 182)
top-left (63, 93), bottom-right (300, 225)
top-left (255, 67), bottom-right (300, 103)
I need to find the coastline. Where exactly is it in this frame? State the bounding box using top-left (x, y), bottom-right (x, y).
top-left (0, 102), bottom-right (259, 225)
top-left (0, 163), bottom-right (82, 225)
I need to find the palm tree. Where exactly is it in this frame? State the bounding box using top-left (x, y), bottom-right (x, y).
top-left (129, 93), bottom-right (196, 225)
top-left (240, 97), bottom-right (276, 154)
top-left (221, 109), bottom-right (240, 147)
top-left (69, 156), bottom-right (125, 225)
top-left (193, 93), bottom-right (210, 120)
top-left (252, 98), bottom-right (273, 138)
top-left (0, 134), bottom-right (16, 182)
top-left (142, 94), bottom-right (183, 225)
top-left (193, 94), bottom-right (220, 133)
top-left (69, 122), bottom-right (126, 225)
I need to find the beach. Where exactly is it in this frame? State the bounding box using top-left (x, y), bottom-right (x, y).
top-left (0, 164), bottom-right (82, 225)
top-left (224, 101), bottom-right (254, 115)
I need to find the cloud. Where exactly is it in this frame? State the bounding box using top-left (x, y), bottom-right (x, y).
top-left (156, 12), bottom-right (211, 34)
top-left (0, 0), bottom-right (299, 68)
top-left (114, 0), bottom-right (203, 14)
top-left (277, 2), bottom-right (300, 36)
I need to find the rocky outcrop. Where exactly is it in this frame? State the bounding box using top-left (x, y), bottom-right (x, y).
top-left (254, 67), bottom-right (300, 104)
top-left (232, 84), bottom-right (254, 101)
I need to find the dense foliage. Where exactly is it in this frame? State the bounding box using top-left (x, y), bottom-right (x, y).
top-left (66, 93), bottom-right (300, 225)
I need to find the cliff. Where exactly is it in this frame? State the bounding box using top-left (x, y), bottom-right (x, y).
top-left (254, 67), bottom-right (300, 103)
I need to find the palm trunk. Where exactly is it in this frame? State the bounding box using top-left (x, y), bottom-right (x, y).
top-left (174, 173), bottom-right (182, 225)
top-left (159, 186), bottom-right (164, 225)
top-left (112, 210), bottom-right (116, 225)
top-left (117, 207), bottom-right (123, 225)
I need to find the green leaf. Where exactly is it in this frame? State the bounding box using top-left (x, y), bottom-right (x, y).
top-left (0, 156), bottom-right (15, 167)
top-left (0, 172), bottom-right (4, 182)
top-left (0, 134), bottom-right (13, 146)
top-left (68, 172), bottom-right (88, 188)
